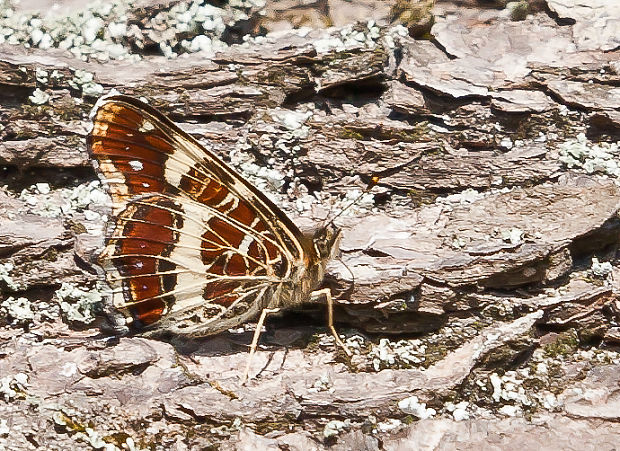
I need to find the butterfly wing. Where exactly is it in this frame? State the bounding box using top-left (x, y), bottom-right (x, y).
top-left (88, 95), bottom-right (313, 335)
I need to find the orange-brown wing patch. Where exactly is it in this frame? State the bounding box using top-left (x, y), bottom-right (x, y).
top-left (88, 97), bottom-right (298, 269)
top-left (205, 281), bottom-right (239, 307)
top-left (101, 192), bottom-right (282, 333)
top-left (104, 195), bottom-right (181, 326)
top-left (88, 102), bottom-right (177, 210)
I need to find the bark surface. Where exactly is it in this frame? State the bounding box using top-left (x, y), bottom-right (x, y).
top-left (0, 0), bottom-right (619, 449)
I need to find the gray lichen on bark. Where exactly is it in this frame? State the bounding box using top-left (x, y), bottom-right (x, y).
top-left (0, 0), bottom-right (619, 449)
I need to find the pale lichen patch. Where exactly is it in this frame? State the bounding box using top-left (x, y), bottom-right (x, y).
top-left (397, 396), bottom-right (436, 419)
top-left (0, 297), bottom-right (34, 324)
top-left (55, 283), bottom-right (102, 325)
top-left (0, 373), bottom-right (29, 401)
top-left (559, 133), bottom-right (620, 179)
top-left (0, 263), bottom-right (21, 290)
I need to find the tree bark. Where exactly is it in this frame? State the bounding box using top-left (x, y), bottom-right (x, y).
top-left (1, 0), bottom-right (619, 449)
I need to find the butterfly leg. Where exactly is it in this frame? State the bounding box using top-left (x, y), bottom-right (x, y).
top-left (241, 307), bottom-right (281, 384)
top-left (310, 288), bottom-right (352, 357)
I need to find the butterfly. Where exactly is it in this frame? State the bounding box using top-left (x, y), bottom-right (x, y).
top-left (87, 94), bottom-right (351, 377)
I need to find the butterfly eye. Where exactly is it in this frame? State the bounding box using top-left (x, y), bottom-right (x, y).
top-left (313, 225), bottom-right (341, 260)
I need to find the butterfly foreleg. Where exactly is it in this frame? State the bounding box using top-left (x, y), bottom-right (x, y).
top-left (241, 307), bottom-right (281, 384)
top-left (310, 288), bottom-right (352, 357)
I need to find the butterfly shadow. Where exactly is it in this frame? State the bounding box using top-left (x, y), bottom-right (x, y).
top-left (163, 308), bottom-right (334, 359)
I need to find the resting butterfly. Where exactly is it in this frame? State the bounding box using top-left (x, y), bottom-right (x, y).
top-left (87, 94), bottom-right (347, 362)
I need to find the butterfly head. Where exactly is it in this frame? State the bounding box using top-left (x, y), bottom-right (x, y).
top-left (313, 223), bottom-right (342, 261)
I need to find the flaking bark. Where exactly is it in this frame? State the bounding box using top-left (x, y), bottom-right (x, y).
top-left (1, 0), bottom-right (619, 449)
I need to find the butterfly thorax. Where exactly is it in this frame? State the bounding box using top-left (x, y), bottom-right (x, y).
top-left (271, 223), bottom-right (342, 310)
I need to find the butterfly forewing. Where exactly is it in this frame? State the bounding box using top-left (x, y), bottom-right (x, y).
top-left (88, 95), bottom-right (315, 335)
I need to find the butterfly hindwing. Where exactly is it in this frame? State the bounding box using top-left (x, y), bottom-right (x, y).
top-left (88, 95), bottom-right (311, 335)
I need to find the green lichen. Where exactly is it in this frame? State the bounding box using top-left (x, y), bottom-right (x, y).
top-left (53, 411), bottom-right (88, 433)
top-left (401, 415), bottom-right (416, 425)
top-left (389, 0), bottom-right (435, 39)
top-left (254, 421), bottom-right (295, 435)
top-left (258, 67), bottom-right (285, 85)
top-left (68, 221), bottom-right (88, 235)
top-left (303, 332), bottom-right (325, 352)
top-left (521, 374), bottom-right (546, 394)
top-left (510, 1), bottom-right (530, 21)
top-left (337, 123), bottom-right (429, 143)
top-left (470, 320), bottom-right (488, 331)
top-left (578, 326), bottom-right (606, 344)
top-left (478, 338), bottom-right (533, 369)
top-left (13, 128), bottom-right (39, 140)
top-left (56, 105), bottom-right (88, 122)
top-left (420, 342), bottom-right (449, 367)
top-left (101, 432), bottom-right (131, 448)
top-left (407, 188), bottom-right (439, 207)
top-left (209, 380), bottom-right (239, 400)
top-left (19, 103), bottom-right (54, 120)
top-left (543, 330), bottom-right (579, 358)
top-left (338, 128), bottom-right (364, 140)
top-left (41, 247), bottom-right (59, 262)
top-left (312, 47), bottom-right (387, 77)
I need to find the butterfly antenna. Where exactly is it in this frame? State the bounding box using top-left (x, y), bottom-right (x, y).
top-left (324, 175), bottom-right (380, 227)
top-left (336, 256), bottom-right (356, 297)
